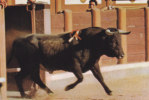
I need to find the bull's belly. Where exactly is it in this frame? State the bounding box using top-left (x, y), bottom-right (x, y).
top-left (41, 60), bottom-right (91, 73)
top-left (40, 52), bottom-right (92, 73)
top-left (41, 61), bottom-right (92, 74)
top-left (41, 57), bottom-right (74, 72)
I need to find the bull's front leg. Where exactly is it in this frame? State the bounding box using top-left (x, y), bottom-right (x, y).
top-left (65, 58), bottom-right (83, 91)
top-left (90, 62), bottom-right (112, 95)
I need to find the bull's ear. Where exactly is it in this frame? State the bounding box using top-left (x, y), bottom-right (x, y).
top-left (118, 29), bottom-right (131, 35)
top-left (105, 29), bottom-right (115, 35)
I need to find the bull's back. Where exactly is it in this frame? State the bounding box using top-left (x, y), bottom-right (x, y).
top-left (13, 37), bottom-right (40, 65)
top-left (39, 38), bottom-right (74, 71)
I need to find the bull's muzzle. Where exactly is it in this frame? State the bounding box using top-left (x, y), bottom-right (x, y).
top-left (117, 54), bottom-right (124, 59)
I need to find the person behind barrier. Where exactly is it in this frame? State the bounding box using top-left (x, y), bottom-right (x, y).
top-left (89, 0), bottom-right (98, 9)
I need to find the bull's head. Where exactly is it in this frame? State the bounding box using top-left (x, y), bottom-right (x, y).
top-left (68, 27), bottom-right (130, 59)
top-left (104, 28), bottom-right (131, 59)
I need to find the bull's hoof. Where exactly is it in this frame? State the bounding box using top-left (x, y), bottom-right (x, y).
top-left (48, 92), bottom-right (54, 96)
top-left (107, 90), bottom-right (112, 96)
top-left (44, 87), bottom-right (54, 94)
top-left (0, 83), bottom-right (2, 87)
top-left (65, 86), bottom-right (70, 91)
top-left (47, 90), bottom-right (54, 94)
top-left (65, 85), bottom-right (73, 91)
top-left (21, 94), bottom-right (31, 99)
top-left (48, 91), bottom-right (54, 95)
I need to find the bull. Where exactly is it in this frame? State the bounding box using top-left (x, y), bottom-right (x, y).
top-left (7, 27), bottom-right (130, 98)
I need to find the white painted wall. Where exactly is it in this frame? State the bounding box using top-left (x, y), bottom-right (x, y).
top-left (116, 0), bottom-right (147, 4)
top-left (65, 0), bottom-right (102, 5)
top-left (15, 0), bottom-right (50, 4)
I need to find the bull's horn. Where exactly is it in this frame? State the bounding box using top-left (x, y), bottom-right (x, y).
top-left (105, 29), bottom-right (115, 35)
top-left (118, 29), bottom-right (131, 34)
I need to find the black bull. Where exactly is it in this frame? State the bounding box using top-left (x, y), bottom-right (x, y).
top-left (7, 27), bottom-right (130, 98)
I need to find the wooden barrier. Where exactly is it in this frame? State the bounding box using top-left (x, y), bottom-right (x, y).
top-left (31, 3), bottom-right (36, 34)
top-left (117, 8), bottom-right (128, 64)
top-left (0, 6), bottom-right (7, 100)
top-left (55, 0), bottom-right (62, 13)
top-left (43, 6), bottom-right (51, 34)
top-left (145, 7), bottom-right (149, 61)
top-left (64, 9), bottom-right (72, 32)
top-left (91, 8), bottom-right (101, 27)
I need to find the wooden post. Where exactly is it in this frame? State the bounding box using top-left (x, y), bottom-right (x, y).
top-left (145, 7), bottom-right (149, 61)
top-left (91, 8), bottom-right (101, 27)
top-left (106, 0), bottom-right (110, 7)
top-left (117, 8), bottom-right (128, 64)
top-left (55, 0), bottom-right (62, 13)
top-left (0, 6), bottom-right (7, 100)
top-left (43, 6), bottom-right (51, 34)
top-left (7, 0), bottom-right (15, 5)
top-left (64, 9), bottom-right (72, 32)
top-left (31, 3), bottom-right (36, 34)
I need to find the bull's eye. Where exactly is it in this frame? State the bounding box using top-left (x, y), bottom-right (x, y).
top-left (109, 40), bottom-right (117, 48)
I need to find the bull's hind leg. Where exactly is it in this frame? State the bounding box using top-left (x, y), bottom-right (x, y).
top-left (31, 65), bottom-right (53, 94)
top-left (90, 62), bottom-right (112, 95)
top-left (15, 69), bottom-right (30, 98)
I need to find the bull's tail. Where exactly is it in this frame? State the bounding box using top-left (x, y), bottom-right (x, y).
top-left (7, 42), bottom-right (15, 66)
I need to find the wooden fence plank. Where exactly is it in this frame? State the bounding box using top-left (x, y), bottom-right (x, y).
top-left (91, 8), bottom-right (101, 27)
top-left (145, 7), bottom-right (149, 61)
top-left (117, 8), bottom-right (128, 64)
top-left (0, 6), bottom-right (7, 100)
top-left (64, 9), bottom-right (72, 32)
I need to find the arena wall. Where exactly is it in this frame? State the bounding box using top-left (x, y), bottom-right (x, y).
top-left (4, 0), bottom-right (149, 92)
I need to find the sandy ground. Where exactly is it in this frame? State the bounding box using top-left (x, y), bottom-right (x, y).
top-left (7, 74), bottom-right (149, 100)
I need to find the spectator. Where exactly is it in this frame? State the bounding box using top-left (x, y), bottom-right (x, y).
top-left (89, 0), bottom-right (98, 9)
